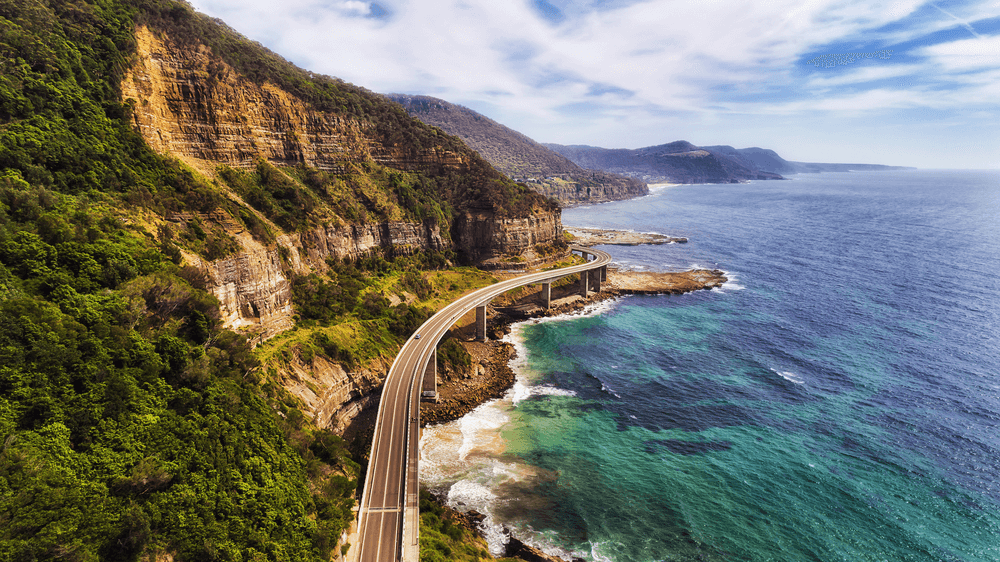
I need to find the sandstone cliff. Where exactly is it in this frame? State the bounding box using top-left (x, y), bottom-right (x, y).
top-left (120, 21), bottom-right (566, 438)
top-left (183, 218), bottom-right (448, 340)
top-left (123, 24), bottom-right (560, 337)
top-left (454, 210), bottom-right (563, 264)
top-left (123, 27), bottom-right (467, 175)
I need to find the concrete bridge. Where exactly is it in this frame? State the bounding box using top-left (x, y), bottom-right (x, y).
top-left (354, 246), bottom-right (612, 562)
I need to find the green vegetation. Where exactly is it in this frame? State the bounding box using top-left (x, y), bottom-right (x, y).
top-left (0, 184), bottom-right (359, 559)
top-left (419, 489), bottom-right (492, 562)
top-left (437, 336), bottom-right (472, 373)
top-left (0, 0), bottom-right (354, 559)
top-left (272, 249), bottom-right (493, 378)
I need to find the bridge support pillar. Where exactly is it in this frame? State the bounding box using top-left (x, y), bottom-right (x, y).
top-left (541, 282), bottom-right (551, 308)
top-left (475, 305), bottom-right (487, 341)
top-left (421, 347), bottom-right (438, 401)
top-left (580, 270), bottom-right (589, 296)
top-left (592, 268), bottom-right (602, 293)
top-left (601, 265), bottom-right (607, 282)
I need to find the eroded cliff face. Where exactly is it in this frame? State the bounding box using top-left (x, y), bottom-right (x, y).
top-left (184, 219), bottom-right (449, 340)
top-left (285, 354), bottom-right (386, 435)
top-left (122, 24), bottom-right (563, 433)
top-left (121, 26), bottom-right (466, 173)
top-left (454, 209), bottom-right (563, 263)
top-left (529, 175), bottom-right (648, 207)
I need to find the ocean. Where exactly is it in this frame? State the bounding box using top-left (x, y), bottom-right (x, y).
top-left (419, 170), bottom-right (1000, 562)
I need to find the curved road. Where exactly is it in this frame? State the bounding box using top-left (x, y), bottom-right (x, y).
top-left (355, 246), bottom-right (612, 562)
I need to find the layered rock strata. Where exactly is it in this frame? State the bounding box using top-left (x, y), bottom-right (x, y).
top-left (453, 210), bottom-right (563, 263)
top-left (191, 219), bottom-right (449, 340)
top-left (122, 26), bottom-right (466, 173)
top-left (122, 23), bottom-right (567, 439)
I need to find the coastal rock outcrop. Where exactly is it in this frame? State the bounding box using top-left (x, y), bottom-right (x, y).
top-left (453, 210), bottom-right (563, 263)
top-left (285, 354), bottom-right (385, 435)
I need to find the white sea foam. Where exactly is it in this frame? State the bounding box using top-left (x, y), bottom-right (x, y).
top-left (457, 401), bottom-right (510, 461)
top-left (710, 268), bottom-right (745, 291)
top-left (600, 382), bottom-right (621, 399)
top-left (445, 480), bottom-right (509, 555)
top-left (772, 368), bottom-right (805, 384)
top-left (647, 182), bottom-right (681, 193)
top-left (589, 540), bottom-right (617, 562)
top-left (504, 297), bottom-right (621, 409)
top-left (447, 479), bottom-right (496, 506)
top-left (421, 300), bottom-right (624, 559)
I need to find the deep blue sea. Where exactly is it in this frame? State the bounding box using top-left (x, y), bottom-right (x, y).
top-left (420, 170), bottom-right (1000, 562)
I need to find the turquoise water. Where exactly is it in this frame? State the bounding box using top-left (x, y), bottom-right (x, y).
top-left (420, 171), bottom-right (1000, 561)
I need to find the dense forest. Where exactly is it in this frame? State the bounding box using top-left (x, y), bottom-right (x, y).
top-left (0, 0), bottom-right (362, 559)
top-left (0, 0), bottom-right (536, 560)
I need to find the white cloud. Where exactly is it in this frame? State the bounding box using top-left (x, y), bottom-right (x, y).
top-left (340, 1), bottom-right (372, 16)
top-left (918, 33), bottom-right (1000, 71)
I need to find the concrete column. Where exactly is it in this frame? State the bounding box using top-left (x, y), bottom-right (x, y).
top-left (475, 305), bottom-right (487, 341)
top-left (592, 268), bottom-right (602, 292)
top-left (580, 271), bottom-right (589, 296)
top-left (541, 282), bottom-right (551, 308)
top-left (421, 347), bottom-right (438, 401)
top-left (601, 265), bottom-right (607, 282)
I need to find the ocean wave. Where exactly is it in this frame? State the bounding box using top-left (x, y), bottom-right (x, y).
top-left (457, 402), bottom-right (510, 461)
top-left (711, 268), bottom-right (745, 291)
top-left (504, 299), bottom-right (621, 407)
top-left (601, 382), bottom-right (622, 399)
top-left (771, 368), bottom-right (805, 384)
top-left (445, 480), bottom-right (509, 555)
top-left (510, 383), bottom-right (578, 406)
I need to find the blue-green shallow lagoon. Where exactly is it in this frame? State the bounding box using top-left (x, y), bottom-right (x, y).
top-left (420, 171), bottom-right (1000, 561)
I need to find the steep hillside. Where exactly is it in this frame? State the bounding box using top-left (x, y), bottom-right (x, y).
top-left (547, 141), bottom-right (785, 184)
top-left (388, 94), bottom-right (647, 206)
top-left (0, 1), bottom-right (562, 560)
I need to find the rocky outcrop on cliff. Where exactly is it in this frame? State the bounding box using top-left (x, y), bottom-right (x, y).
top-left (187, 218), bottom-right (448, 340)
top-left (285, 354), bottom-right (386, 434)
top-left (453, 210), bottom-right (563, 263)
top-left (525, 170), bottom-right (647, 207)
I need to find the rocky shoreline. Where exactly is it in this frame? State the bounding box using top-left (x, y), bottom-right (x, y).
top-left (418, 267), bottom-right (727, 428)
top-left (566, 227), bottom-right (687, 246)
top-left (426, 489), bottom-right (587, 562)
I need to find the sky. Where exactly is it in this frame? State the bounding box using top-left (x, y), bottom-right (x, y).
top-left (185, 0), bottom-right (1000, 169)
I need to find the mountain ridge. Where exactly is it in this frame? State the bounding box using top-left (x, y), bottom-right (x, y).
top-left (545, 141), bottom-right (785, 184)
top-left (387, 93), bottom-right (649, 206)
top-left (548, 142), bottom-right (914, 183)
